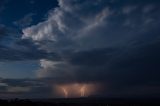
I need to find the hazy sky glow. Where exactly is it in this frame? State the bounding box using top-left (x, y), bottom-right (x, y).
top-left (0, 0), bottom-right (160, 98)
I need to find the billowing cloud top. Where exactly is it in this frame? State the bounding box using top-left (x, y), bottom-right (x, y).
top-left (21, 0), bottom-right (160, 97)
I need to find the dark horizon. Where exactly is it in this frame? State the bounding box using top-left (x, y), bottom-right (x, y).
top-left (0, 97), bottom-right (160, 106)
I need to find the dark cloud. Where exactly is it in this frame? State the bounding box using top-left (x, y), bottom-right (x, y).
top-left (0, 23), bottom-right (61, 61)
top-left (0, 25), bottom-right (7, 37)
top-left (0, 0), bottom-right (160, 98)
top-left (20, 0), bottom-right (160, 97)
top-left (0, 77), bottom-right (65, 98)
top-left (0, 44), bottom-right (61, 61)
top-left (69, 48), bottom-right (115, 66)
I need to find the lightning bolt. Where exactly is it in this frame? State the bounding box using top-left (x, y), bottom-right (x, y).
top-left (80, 85), bottom-right (86, 97)
top-left (62, 87), bottom-right (68, 98)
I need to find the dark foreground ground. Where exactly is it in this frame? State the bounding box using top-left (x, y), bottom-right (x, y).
top-left (0, 98), bottom-right (160, 106)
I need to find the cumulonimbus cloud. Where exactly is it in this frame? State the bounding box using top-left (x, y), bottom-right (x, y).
top-left (22, 0), bottom-right (160, 97)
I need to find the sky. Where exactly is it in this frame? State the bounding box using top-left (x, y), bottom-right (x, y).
top-left (0, 0), bottom-right (160, 99)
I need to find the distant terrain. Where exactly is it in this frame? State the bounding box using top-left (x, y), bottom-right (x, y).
top-left (0, 98), bottom-right (160, 106)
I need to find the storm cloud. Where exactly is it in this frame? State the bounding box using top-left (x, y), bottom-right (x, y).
top-left (0, 0), bottom-right (154, 98)
top-left (0, 23), bottom-right (61, 61)
top-left (21, 0), bottom-right (160, 97)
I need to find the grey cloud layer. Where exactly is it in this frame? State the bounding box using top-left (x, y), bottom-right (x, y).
top-left (0, 78), bottom-right (55, 98)
top-left (21, 0), bottom-right (160, 97)
top-left (0, 24), bottom-right (61, 61)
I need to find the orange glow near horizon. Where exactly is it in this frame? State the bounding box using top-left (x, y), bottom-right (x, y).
top-left (80, 85), bottom-right (86, 97)
top-left (54, 83), bottom-right (101, 98)
top-left (62, 87), bottom-right (68, 98)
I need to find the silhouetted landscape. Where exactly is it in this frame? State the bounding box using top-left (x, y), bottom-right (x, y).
top-left (0, 98), bottom-right (160, 106)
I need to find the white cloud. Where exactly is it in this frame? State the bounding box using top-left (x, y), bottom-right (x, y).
top-left (37, 59), bottom-right (76, 83)
top-left (22, 0), bottom-right (160, 85)
top-left (22, 1), bottom-right (111, 52)
top-left (22, 20), bottom-right (57, 41)
top-left (22, 0), bottom-right (113, 80)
